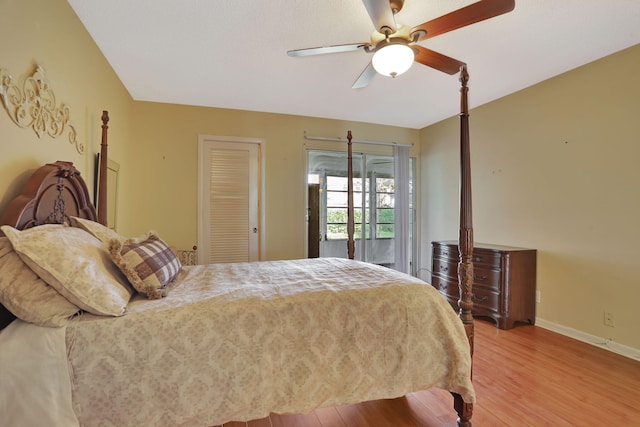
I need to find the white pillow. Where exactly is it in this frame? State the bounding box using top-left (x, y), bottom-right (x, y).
top-left (68, 216), bottom-right (121, 245)
top-left (0, 237), bottom-right (80, 327)
top-left (1, 225), bottom-right (133, 317)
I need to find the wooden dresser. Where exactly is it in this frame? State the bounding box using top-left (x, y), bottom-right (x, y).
top-left (431, 240), bottom-right (537, 329)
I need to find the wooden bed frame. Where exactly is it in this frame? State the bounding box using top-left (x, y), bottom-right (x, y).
top-left (347, 66), bottom-right (474, 425)
top-left (0, 69), bottom-right (475, 426)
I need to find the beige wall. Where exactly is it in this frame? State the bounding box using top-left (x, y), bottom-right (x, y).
top-left (4, 0), bottom-right (637, 350)
top-left (0, 0), bottom-right (420, 264)
top-left (420, 44), bottom-right (640, 348)
top-left (0, 0), bottom-right (133, 219)
top-left (128, 101), bottom-right (420, 261)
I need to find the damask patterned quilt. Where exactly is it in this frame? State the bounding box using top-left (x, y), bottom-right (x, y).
top-left (66, 257), bottom-right (474, 427)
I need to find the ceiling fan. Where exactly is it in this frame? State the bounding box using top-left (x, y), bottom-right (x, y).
top-left (287, 0), bottom-right (515, 88)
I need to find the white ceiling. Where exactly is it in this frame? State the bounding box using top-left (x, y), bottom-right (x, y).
top-left (67, 0), bottom-right (640, 129)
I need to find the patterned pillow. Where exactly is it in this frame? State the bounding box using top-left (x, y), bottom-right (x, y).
top-left (1, 224), bottom-right (133, 317)
top-left (109, 232), bottom-right (182, 299)
top-left (69, 216), bottom-right (122, 245)
top-left (0, 237), bottom-right (80, 327)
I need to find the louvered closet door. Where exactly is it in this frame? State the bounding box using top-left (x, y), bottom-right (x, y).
top-left (198, 138), bottom-right (260, 264)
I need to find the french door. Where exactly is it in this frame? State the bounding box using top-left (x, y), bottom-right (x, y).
top-left (307, 149), bottom-right (416, 275)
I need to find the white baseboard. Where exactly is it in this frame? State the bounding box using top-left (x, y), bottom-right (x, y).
top-left (535, 318), bottom-right (640, 362)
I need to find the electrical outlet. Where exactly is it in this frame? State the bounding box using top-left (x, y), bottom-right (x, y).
top-left (604, 311), bottom-right (615, 327)
top-left (536, 291), bottom-right (541, 303)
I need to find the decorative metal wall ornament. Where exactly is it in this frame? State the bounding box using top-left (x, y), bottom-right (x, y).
top-left (0, 64), bottom-right (84, 153)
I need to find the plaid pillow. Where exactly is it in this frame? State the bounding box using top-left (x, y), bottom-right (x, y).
top-left (109, 232), bottom-right (181, 299)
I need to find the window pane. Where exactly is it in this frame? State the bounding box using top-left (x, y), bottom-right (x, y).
top-left (327, 191), bottom-right (366, 207)
top-left (376, 193), bottom-right (394, 208)
top-left (376, 177), bottom-right (395, 192)
top-left (327, 176), bottom-right (365, 192)
top-left (326, 191), bottom-right (347, 207)
top-left (326, 205), bottom-right (367, 240)
top-left (327, 223), bottom-right (347, 240)
top-left (353, 178), bottom-right (365, 192)
top-left (377, 208), bottom-right (394, 223)
top-left (353, 208), bottom-right (363, 223)
top-left (327, 207), bottom-right (347, 223)
top-left (376, 224), bottom-right (394, 238)
top-left (349, 226), bottom-right (372, 239)
top-left (326, 208), bottom-right (364, 224)
top-left (326, 176), bottom-right (347, 191)
top-left (326, 224), bottom-right (369, 240)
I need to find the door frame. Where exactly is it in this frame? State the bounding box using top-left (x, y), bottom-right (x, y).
top-left (197, 134), bottom-right (266, 263)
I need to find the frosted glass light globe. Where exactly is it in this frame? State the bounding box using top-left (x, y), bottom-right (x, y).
top-left (372, 43), bottom-right (414, 77)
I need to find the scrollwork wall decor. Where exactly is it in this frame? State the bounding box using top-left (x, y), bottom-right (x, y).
top-left (0, 64), bottom-right (84, 153)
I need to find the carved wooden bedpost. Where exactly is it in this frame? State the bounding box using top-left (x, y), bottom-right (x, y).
top-left (97, 110), bottom-right (109, 225)
top-left (346, 130), bottom-right (355, 260)
top-left (452, 65), bottom-right (474, 427)
top-left (458, 66), bottom-right (474, 345)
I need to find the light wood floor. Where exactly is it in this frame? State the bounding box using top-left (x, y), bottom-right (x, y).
top-left (222, 319), bottom-right (640, 426)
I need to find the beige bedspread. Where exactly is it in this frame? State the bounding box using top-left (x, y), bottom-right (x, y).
top-left (66, 258), bottom-right (474, 427)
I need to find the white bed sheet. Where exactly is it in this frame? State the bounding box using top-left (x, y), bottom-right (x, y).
top-left (0, 319), bottom-right (79, 427)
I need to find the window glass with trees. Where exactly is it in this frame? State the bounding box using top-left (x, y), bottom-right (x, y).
top-left (325, 176), bottom-right (369, 239)
top-left (375, 177), bottom-right (394, 238)
top-left (324, 175), bottom-right (397, 240)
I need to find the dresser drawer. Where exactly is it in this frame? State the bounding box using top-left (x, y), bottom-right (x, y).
top-left (470, 287), bottom-right (500, 314)
top-left (432, 257), bottom-right (458, 280)
top-left (431, 275), bottom-right (458, 299)
top-left (473, 266), bottom-right (501, 291)
top-left (471, 251), bottom-right (502, 268)
top-left (434, 258), bottom-right (501, 290)
top-left (433, 243), bottom-right (456, 259)
top-left (434, 242), bottom-right (503, 269)
top-left (430, 275), bottom-right (499, 315)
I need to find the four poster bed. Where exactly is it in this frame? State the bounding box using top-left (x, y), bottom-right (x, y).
top-left (0, 71), bottom-right (476, 426)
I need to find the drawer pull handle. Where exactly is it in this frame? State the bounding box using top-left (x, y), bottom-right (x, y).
top-left (471, 293), bottom-right (488, 303)
top-left (474, 274), bottom-right (488, 281)
top-left (442, 251), bottom-right (449, 257)
top-left (440, 265), bottom-right (448, 272)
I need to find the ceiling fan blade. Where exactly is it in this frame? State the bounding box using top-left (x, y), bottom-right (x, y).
top-left (352, 62), bottom-right (376, 89)
top-left (411, 0), bottom-right (515, 41)
top-left (413, 46), bottom-right (466, 75)
top-left (362, 0), bottom-right (397, 34)
top-left (287, 42), bottom-right (370, 57)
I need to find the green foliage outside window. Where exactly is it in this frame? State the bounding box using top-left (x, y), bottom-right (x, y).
top-left (324, 175), bottom-right (398, 241)
top-left (326, 207), bottom-right (369, 239)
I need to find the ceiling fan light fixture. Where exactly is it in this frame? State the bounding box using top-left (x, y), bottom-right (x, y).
top-left (371, 42), bottom-right (414, 78)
